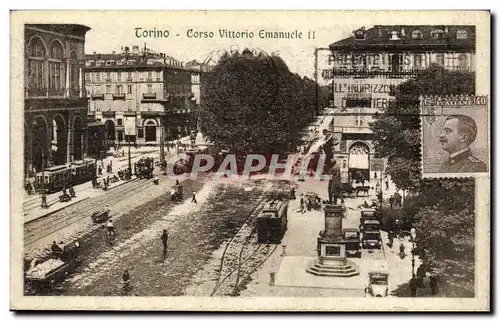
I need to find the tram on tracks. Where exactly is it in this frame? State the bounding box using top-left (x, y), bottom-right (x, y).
top-left (33, 159), bottom-right (97, 193)
top-left (256, 199), bottom-right (288, 244)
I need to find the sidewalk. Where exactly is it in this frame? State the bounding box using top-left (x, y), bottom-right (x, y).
top-left (23, 134), bottom-right (204, 223)
top-left (24, 177), bottom-right (140, 224)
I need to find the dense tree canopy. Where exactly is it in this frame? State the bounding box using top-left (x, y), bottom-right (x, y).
top-left (370, 64), bottom-right (476, 296)
top-left (199, 49), bottom-right (328, 154)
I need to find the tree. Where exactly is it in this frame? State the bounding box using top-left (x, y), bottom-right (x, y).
top-left (199, 49), bottom-right (320, 155)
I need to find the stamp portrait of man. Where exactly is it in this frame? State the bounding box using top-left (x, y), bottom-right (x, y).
top-left (438, 114), bottom-right (487, 173)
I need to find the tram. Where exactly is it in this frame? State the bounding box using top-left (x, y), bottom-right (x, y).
top-left (256, 199), bottom-right (288, 244)
top-left (33, 159), bottom-right (97, 193)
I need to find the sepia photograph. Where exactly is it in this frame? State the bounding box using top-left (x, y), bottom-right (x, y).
top-left (10, 10), bottom-right (490, 311)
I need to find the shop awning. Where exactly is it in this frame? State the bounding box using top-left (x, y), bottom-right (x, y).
top-left (87, 121), bottom-right (105, 127)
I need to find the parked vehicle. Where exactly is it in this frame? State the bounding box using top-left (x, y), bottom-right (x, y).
top-left (91, 209), bottom-right (110, 224)
top-left (134, 157), bottom-right (154, 179)
top-left (362, 230), bottom-right (382, 249)
top-left (360, 209), bottom-right (378, 225)
top-left (343, 228), bottom-right (362, 258)
top-left (365, 271), bottom-right (389, 297)
top-left (361, 219), bottom-right (381, 233)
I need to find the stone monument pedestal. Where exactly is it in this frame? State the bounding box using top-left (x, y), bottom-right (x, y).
top-left (307, 204), bottom-right (360, 277)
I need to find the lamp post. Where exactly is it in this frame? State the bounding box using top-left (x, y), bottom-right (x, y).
top-left (410, 227), bottom-right (417, 279)
top-left (127, 134), bottom-right (132, 175)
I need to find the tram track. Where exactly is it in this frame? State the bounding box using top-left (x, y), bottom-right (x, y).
top-left (24, 179), bottom-right (155, 247)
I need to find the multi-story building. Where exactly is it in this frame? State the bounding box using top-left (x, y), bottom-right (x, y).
top-left (24, 24), bottom-right (91, 178)
top-left (326, 25), bottom-right (476, 182)
top-left (85, 45), bottom-right (197, 149)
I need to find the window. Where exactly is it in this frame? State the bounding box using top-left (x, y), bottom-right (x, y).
top-left (137, 128), bottom-right (144, 138)
top-left (435, 53), bottom-right (444, 65)
top-left (85, 73), bottom-right (90, 82)
top-left (389, 31), bottom-right (400, 40)
top-left (458, 54), bottom-right (468, 70)
top-left (431, 29), bottom-right (444, 39)
top-left (116, 85), bottom-right (122, 94)
top-left (106, 85), bottom-right (111, 93)
top-left (106, 72), bottom-right (111, 81)
top-left (411, 30), bottom-right (423, 39)
top-left (96, 73), bottom-right (101, 82)
top-left (156, 71), bottom-right (161, 80)
top-left (147, 84), bottom-right (152, 93)
top-left (414, 54), bottom-right (422, 69)
top-left (354, 29), bottom-right (366, 40)
top-left (147, 71), bottom-right (152, 80)
top-left (127, 84), bottom-right (133, 94)
top-left (117, 119), bottom-right (123, 126)
top-left (48, 41), bottom-right (65, 91)
top-left (28, 38), bottom-right (46, 90)
top-left (117, 72), bottom-right (122, 81)
top-left (127, 72), bottom-right (132, 80)
top-left (456, 30), bottom-right (468, 39)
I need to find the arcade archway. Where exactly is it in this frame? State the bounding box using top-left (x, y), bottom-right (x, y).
top-left (73, 116), bottom-right (84, 161)
top-left (32, 116), bottom-right (49, 172)
top-left (144, 119), bottom-right (157, 142)
top-left (52, 114), bottom-right (67, 166)
top-left (105, 120), bottom-right (116, 141)
top-left (348, 141), bottom-right (370, 184)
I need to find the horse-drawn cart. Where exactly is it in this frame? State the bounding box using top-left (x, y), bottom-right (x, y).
top-left (91, 209), bottom-right (110, 223)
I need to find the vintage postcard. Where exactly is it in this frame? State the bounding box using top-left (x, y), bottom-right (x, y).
top-left (10, 10), bottom-right (490, 311)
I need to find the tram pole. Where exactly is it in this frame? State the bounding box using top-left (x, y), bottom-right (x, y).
top-left (128, 135), bottom-right (132, 175)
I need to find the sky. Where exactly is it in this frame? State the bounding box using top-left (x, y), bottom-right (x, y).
top-left (79, 12), bottom-right (361, 81)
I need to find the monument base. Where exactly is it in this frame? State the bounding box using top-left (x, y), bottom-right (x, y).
top-left (307, 241), bottom-right (360, 277)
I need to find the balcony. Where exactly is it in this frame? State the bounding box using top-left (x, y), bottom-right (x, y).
top-left (127, 77), bottom-right (133, 81)
top-left (123, 110), bottom-right (136, 116)
top-left (102, 110), bottom-right (115, 117)
top-left (91, 93), bottom-right (105, 100)
top-left (112, 93), bottom-right (126, 100)
top-left (341, 126), bottom-right (373, 134)
top-left (142, 93), bottom-right (157, 99)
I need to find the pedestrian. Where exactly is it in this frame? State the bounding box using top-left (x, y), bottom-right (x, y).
top-left (417, 265), bottom-right (426, 287)
top-left (389, 196), bottom-right (394, 209)
top-left (192, 191), bottom-right (197, 203)
top-left (98, 165), bottom-right (102, 176)
top-left (161, 229), bottom-right (168, 253)
top-left (51, 241), bottom-right (63, 258)
top-left (176, 179), bottom-right (179, 186)
top-left (374, 172), bottom-right (377, 179)
top-left (429, 275), bottom-right (438, 295)
top-left (92, 176), bottom-right (96, 189)
top-left (409, 277), bottom-right (418, 297)
top-left (300, 196), bottom-right (305, 213)
top-left (290, 188), bottom-right (296, 200)
top-left (385, 180), bottom-right (389, 190)
top-left (122, 270), bottom-right (130, 288)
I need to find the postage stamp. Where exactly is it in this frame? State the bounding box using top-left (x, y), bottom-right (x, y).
top-left (421, 96), bottom-right (489, 177)
top-left (10, 10), bottom-right (490, 311)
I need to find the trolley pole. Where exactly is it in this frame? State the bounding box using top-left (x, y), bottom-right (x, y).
top-left (128, 136), bottom-right (132, 174)
top-left (40, 148), bottom-right (48, 208)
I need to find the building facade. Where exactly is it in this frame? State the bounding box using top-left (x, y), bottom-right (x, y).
top-left (326, 25), bottom-right (476, 183)
top-left (85, 46), bottom-right (197, 150)
top-left (24, 24), bottom-right (91, 178)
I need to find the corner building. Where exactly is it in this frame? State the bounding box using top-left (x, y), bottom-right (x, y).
top-left (327, 25), bottom-right (476, 183)
top-left (85, 46), bottom-right (198, 150)
top-left (24, 24), bottom-right (91, 178)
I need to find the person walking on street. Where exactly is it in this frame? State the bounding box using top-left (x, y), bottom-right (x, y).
top-left (409, 277), bottom-right (418, 297)
top-left (385, 180), bottom-right (389, 190)
top-left (122, 270), bottom-right (130, 289)
top-left (300, 196), bottom-right (305, 213)
top-left (161, 229), bottom-right (168, 254)
top-left (429, 275), bottom-right (438, 295)
top-left (191, 191), bottom-right (197, 204)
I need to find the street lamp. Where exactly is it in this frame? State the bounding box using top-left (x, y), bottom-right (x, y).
top-left (410, 227), bottom-right (417, 279)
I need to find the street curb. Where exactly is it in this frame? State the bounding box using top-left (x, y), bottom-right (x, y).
top-left (25, 196), bottom-right (91, 224)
